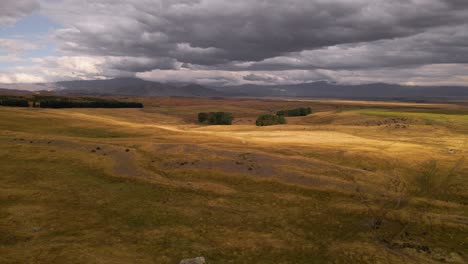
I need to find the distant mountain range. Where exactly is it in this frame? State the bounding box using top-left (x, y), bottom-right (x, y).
top-left (1, 77), bottom-right (468, 100)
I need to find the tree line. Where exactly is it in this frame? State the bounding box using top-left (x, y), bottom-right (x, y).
top-left (39, 100), bottom-right (143, 108)
top-left (0, 95), bottom-right (144, 109)
top-left (0, 99), bottom-right (29, 107)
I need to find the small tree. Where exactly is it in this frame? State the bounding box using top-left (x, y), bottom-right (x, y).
top-left (198, 112), bottom-right (233, 125)
top-left (198, 112), bottom-right (209, 123)
top-left (276, 107), bottom-right (312, 117)
top-left (256, 114), bottom-right (286, 126)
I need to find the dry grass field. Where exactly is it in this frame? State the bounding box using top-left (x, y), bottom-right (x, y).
top-left (0, 97), bottom-right (467, 263)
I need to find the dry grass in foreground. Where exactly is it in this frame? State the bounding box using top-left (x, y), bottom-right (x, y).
top-left (0, 97), bottom-right (467, 263)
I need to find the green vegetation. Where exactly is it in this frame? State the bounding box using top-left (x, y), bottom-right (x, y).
top-left (198, 112), bottom-right (233, 125)
top-left (350, 108), bottom-right (468, 122)
top-left (256, 114), bottom-right (286, 126)
top-left (277, 107), bottom-right (312, 117)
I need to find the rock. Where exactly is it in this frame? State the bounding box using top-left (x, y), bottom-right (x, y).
top-left (446, 252), bottom-right (464, 263)
top-left (179, 257), bottom-right (206, 264)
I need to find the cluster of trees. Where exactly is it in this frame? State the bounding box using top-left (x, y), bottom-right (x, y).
top-left (39, 100), bottom-right (143, 108)
top-left (196, 106), bottom-right (312, 127)
top-left (277, 107), bottom-right (312, 117)
top-left (256, 114), bottom-right (286, 126)
top-left (198, 112), bottom-right (233, 125)
top-left (0, 99), bottom-right (29, 107)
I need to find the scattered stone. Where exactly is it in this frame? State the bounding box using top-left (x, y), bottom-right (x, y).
top-left (447, 252), bottom-right (464, 263)
top-left (96, 146), bottom-right (101, 150)
top-left (179, 257), bottom-right (206, 264)
top-left (391, 242), bottom-right (431, 253)
top-left (125, 149), bottom-right (130, 152)
top-left (91, 149), bottom-right (96, 153)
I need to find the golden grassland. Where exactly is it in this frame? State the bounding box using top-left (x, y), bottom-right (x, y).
top-left (0, 97), bottom-right (467, 263)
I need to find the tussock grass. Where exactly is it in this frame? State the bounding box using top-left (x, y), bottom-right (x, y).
top-left (1, 98), bottom-right (467, 263)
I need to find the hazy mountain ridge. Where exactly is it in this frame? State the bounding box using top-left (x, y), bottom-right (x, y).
top-left (1, 78), bottom-right (468, 99)
top-left (216, 82), bottom-right (468, 99)
top-left (53, 78), bottom-right (226, 97)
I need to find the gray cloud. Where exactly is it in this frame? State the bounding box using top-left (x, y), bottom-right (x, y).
top-left (243, 74), bottom-right (278, 83)
top-left (46, 1), bottom-right (468, 64)
top-left (0, 0), bottom-right (39, 26)
top-left (3, 0), bottom-right (468, 85)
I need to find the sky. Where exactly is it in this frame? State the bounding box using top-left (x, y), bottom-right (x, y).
top-left (1, 0), bottom-right (468, 86)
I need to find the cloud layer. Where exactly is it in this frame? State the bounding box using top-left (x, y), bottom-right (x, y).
top-left (1, 0), bottom-right (468, 85)
top-left (0, 0), bottom-right (39, 26)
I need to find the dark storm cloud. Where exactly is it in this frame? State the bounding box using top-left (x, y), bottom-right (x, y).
top-left (243, 74), bottom-right (278, 83)
top-left (0, 0), bottom-right (40, 26)
top-left (228, 24), bottom-right (468, 71)
top-left (45, 0), bottom-right (468, 66)
top-left (1, 0), bottom-right (459, 85)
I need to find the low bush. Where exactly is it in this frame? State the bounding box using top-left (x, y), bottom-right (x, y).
top-left (198, 112), bottom-right (233, 125)
top-left (277, 107), bottom-right (312, 117)
top-left (256, 114), bottom-right (286, 126)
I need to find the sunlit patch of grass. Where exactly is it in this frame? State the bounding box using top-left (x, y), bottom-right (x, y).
top-left (350, 109), bottom-right (468, 122)
top-left (0, 108), bottom-right (142, 138)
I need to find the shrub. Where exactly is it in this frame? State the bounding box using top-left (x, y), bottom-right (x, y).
top-left (198, 112), bottom-right (233, 125)
top-left (256, 114), bottom-right (286, 126)
top-left (198, 112), bottom-right (209, 123)
top-left (277, 107), bottom-right (312, 117)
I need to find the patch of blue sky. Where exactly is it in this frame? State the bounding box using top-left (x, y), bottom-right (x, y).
top-left (0, 13), bottom-right (61, 71)
top-left (0, 13), bottom-right (61, 38)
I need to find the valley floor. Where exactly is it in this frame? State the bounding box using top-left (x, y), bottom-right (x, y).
top-left (0, 97), bottom-right (467, 263)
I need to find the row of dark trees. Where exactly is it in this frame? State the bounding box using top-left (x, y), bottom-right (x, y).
top-left (198, 112), bottom-right (234, 125)
top-left (255, 107), bottom-right (312, 126)
top-left (277, 107), bottom-right (312, 117)
top-left (39, 100), bottom-right (143, 108)
top-left (0, 95), bottom-right (144, 109)
top-left (0, 99), bottom-right (29, 107)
